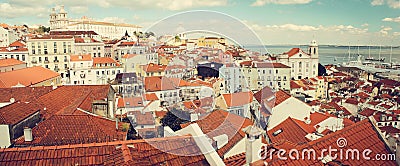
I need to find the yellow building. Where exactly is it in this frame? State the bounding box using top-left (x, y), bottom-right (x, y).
top-left (197, 37), bottom-right (226, 48)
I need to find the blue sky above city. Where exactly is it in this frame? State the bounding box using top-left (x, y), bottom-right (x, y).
top-left (0, 0), bottom-right (399, 45)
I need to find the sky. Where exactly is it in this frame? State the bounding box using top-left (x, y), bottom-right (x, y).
top-left (0, 0), bottom-right (399, 45)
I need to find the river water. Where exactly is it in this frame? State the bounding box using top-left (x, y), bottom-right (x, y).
top-left (246, 45), bottom-right (400, 65)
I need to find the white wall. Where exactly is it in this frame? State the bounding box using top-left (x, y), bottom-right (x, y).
top-left (267, 97), bottom-right (311, 129)
top-left (224, 138), bottom-right (246, 159)
top-left (0, 125), bottom-right (11, 148)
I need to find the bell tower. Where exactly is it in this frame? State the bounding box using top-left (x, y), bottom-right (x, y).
top-left (309, 39), bottom-right (318, 59)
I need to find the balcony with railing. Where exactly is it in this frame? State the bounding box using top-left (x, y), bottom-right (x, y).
top-left (44, 60), bottom-right (49, 64)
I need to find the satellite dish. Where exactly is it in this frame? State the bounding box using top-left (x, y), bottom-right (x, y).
top-left (10, 98), bottom-right (15, 103)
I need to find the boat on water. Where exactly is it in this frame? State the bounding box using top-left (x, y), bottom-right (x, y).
top-left (364, 46), bottom-right (385, 62)
top-left (341, 45), bottom-right (396, 73)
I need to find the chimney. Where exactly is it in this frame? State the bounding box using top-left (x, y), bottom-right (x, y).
top-left (243, 125), bottom-right (264, 165)
top-left (213, 134), bottom-right (228, 150)
top-left (190, 113), bottom-right (199, 122)
top-left (24, 127), bottom-right (33, 142)
top-left (304, 117), bottom-right (311, 124)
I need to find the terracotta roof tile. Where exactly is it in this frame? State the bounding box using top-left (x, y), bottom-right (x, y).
top-left (70, 54), bottom-right (92, 62)
top-left (1, 136), bottom-right (208, 166)
top-left (345, 98), bottom-right (359, 105)
top-left (0, 58), bottom-right (25, 67)
top-left (359, 108), bottom-right (376, 117)
top-left (259, 118), bottom-right (397, 165)
top-left (117, 97), bottom-right (144, 108)
top-left (36, 85), bottom-right (111, 119)
top-left (122, 54), bottom-right (137, 59)
top-left (254, 87), bottom-right (291, 109)
top-left (141, 63), bottom-right (167, 72)
top-left (181, 110), bottom-right (253, 156)
top-left (290, 80), bottom-right (302, 89)
top-left (9, 41), bottom-right (25, 47)
top-left (0, 101), bottom-right (41, 125)
top-left (144, 76), bottom-right (179, 92)
top-left (14, 114), bottom-right (128, 146)
top-left (128, 111), bottom-right (155, 125)
top-left (0, 86), bottom-right (53, 103)
top-left (222, 91), bottom-right (253, 107)
top-left (93, 57), bottom-right (120, 66)
top-left (267, 117), bottom-right (311, 144)
top-left (144, 93), bottom-right (159, 101)
top-left (0, 66), bottom-right (60, 88)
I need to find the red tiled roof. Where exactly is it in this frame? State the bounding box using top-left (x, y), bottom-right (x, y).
top-left (30, 35), bottom-right (74, 39)
top-left (117, 97), bottom-right (144, 108)
top-left (379, 126), bottom-right (400, 134)
top-left (1, 136), bottom-right (208, 166)
top-left (0, 47), bottom-right (28, 52)
top-left (144, 93), bottom-right (159, 101)
top-left (70, 54), bottom-right (92, 61)
top-left (290, 80), bottom-right (302, 89)
top-left (122, 54), bottom-right (137, 59)
top-left (267, 117), bottom-right (311, 144)
top-left (144, 76), bottom-right (178, 92)
top-left (222, 91), bottom-right (253, 107)
top-left (181, 110), bottom-right (253, 156)
top-left (155, 111), bottom-right (167, 118)
top-left (368, 101), bottom-right (380, 106)
top-left (127, 111), bottom-right (155, 125)
top-left (0, 58), bottom-right (25, 67)
top-left (259, 118), bottom-right (397, 165)
top-left (9, 41), bottom-right (25, 47)
top-left (0, 66), bottom-right (60, 88)
top-left (14, 114), bottom-right (128, 146)
top-left (36, 85), bottom-right (111, 119)
top-left (142, 63), bottom-right (167, 72)
top-left (224, 152), bottom-right (246, 166)
top-left (118, 41), bottom-right (136, 46)
top-left (345, 98), bottom-right (358, 105)
top-left (285, 48), bottom-right (300, 57)
top-left (93, 57), bottom-right (120, 66)
top-left (0, 101), bottom-right (41, 125)
top-left (359, 108), bottom-right (376, 117)
top-left (254, 87), bottom-right (291, 109)
top-left (381, 93), bottom-right (393, 99)
top-left (0, 86), bottom-right (53, 103)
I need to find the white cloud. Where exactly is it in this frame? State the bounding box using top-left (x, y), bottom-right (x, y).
top-left (371, 0), bottom-right (400, 8)
top-left (240, 21), bottom-right (399, 45)
top-left (251, 0), bottom-right (312, 6)
top-left (371, 0), bottom-right (385, 5)
top-left (265, 24), bottom-right (320, 31)
top-left (383, 16), bottom-right (400, 22)
top-left (0, 2), bottom-right (47, 18)
top-left (69, 6), bottom-right (89, 14)
top-left (105, 0), bottom-right (228, 10)
top-left (379, 26), bottom-right (392, 35)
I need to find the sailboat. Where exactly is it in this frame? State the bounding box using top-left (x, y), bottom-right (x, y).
top-left (365, 46), bottom-right (374, 61)
top-left (378, 45), bottom-right (385, 62)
